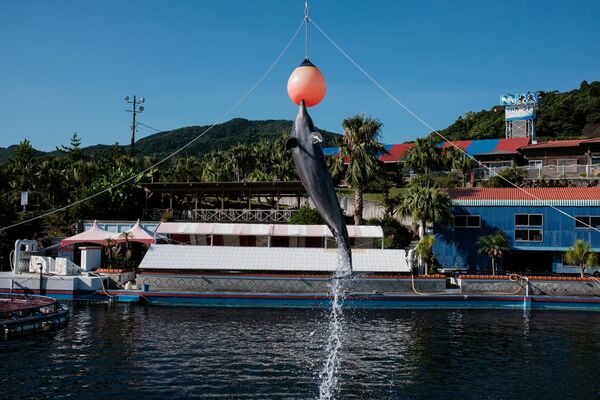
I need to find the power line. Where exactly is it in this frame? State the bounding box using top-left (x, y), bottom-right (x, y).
top-left (137, 122), bottom-right (163, 133)
top-left (309, 17), bottom-right (600, 235)
top-left (0, 18), bottom-right (305, 233)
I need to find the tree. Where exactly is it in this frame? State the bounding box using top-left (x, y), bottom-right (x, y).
top-left (564, 239), bottom-right (597, 278)
top-left (119, 231), bottom-right (134, 270)
top-left (332, 113), bottom-right (385, 225)
top-left (477, 232), bottom-right (510, 276)
top-left (484, 166), bottom-right (528, 188)
top-left (398, 184), bottom-right (451, 238)
top-left (104, 237), bottom-right (116, 269)
top-left (405, 137), bottom-right (441, 174)
top-left (224, 144), bottom-right (253, 181)
top-left (443, 146), bottom-right (474, 186)
top-left (289, 206), bottom-right (323, 225)
top-left (58, 132), bottom-right (84, 161)
top-left (415, 235), bottom-right (435, 275)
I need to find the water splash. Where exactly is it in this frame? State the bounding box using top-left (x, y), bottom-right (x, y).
top-left (318, 236), bottom-right (352, 400)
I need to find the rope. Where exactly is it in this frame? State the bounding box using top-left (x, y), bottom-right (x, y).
top-left (304, 0), bottom-right (309, 59)
top-left (0, 18), bottom-right (305, 233)
top-left (309, 18), bottom-right (600, 236)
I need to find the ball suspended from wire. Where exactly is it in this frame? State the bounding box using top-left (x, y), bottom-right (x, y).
top-left (287, 59), bottom-right (326, 107)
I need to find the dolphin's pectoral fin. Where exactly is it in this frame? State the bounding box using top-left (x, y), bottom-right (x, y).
top-left (285, 137), bottom-right (299, 151)
top-left (311, 132), bottom-right (323, 145)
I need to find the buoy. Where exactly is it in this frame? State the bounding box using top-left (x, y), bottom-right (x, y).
top-left (287, 59), bottom-right (326, 107)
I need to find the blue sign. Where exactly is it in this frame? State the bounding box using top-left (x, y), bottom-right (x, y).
top-left (500, 92), bottom-right (538, 106)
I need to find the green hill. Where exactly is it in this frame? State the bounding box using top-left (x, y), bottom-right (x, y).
top-left (134, 118), bottom-right (340, 157)
top-left (0, 118), bottom-right (341, 164)
top-left (438, 80), bottom-right (600, 140)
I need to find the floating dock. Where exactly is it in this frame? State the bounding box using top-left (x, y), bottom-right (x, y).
top-left (0, 294), bottom-right (69, 337)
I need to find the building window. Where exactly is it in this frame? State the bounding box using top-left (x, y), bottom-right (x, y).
top-left (483, 161), bottom-right (512, 169)
top-left (515, 214), bottom-right (543, 227)
top-left (514, 214), bottom-right (543, 242)
top-left (515, 229), bottom-right (543, 242)
top-left (556, 159), bottom-right (577, 166)
top-left (454, 215), bottom-right (480, 228)
top-left (575, 216), bottom-right (600, 229)
top-left (528, 160), bottom-right (542, 169)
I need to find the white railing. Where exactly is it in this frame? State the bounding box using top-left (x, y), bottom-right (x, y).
top-left (143, 208), bottom-right (295, 223)
top-left (474, 164), bottom-right (600, 181)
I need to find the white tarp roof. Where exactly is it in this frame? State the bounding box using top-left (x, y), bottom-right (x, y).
top-left (110, 220), bottom-right (155, 245)
top-left (139, 244), bottom-right (408, 273)
top-left (61, 220), bottom-right (113, 247)
top-left (155, 223), bottom-right (384, 239)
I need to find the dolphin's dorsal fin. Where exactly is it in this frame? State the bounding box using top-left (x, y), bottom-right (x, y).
top-left (311, 132), bottom-right (323, 144)
top-left (285, 137), bottom-right (299, 150)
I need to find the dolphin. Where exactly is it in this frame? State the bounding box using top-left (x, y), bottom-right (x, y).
top-left (286, 101), bottom-right (352, 276)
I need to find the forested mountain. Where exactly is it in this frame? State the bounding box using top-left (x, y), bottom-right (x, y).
top-left (2, 80), bottom-right (599, 163)
top-left (437, 80), bottom-right (600, 140)
top-left (0, 119), bottom-right (340, 164)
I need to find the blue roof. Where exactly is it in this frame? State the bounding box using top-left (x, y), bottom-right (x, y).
top-left (463, 139), bottom-right (500, 156)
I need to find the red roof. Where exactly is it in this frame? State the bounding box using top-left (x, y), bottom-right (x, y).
top-left (582, 137), bottom-right (600, 144)
top-left (441, 140), bottom-right (472, 151)
top-left (495, 137), bottom-right (530, 153)
top-left (379, 143), bottom-right (414, 163)
top-left (447, 187), bottom-right (600, 201)
top-left (521, 139), bottom-right (584, 150)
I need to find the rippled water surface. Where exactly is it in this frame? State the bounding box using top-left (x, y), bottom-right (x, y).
top-left (2, 305), bottom-right (600, 399)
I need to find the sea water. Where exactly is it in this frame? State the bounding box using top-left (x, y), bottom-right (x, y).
top-left (3, 306), bottom-right (600, 398)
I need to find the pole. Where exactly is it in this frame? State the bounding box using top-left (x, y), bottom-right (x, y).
top-left (38, 262), bottom-right (43, 295)
top-left (131, 95), bottom-right (137, 156)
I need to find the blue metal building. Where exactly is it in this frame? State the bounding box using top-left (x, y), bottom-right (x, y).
top-left (433, 188), bottom-right (600, 274)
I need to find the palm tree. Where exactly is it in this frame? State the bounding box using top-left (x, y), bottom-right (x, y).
top-left (398, 185), bottom-right (451, 238)
top-left (405, 137), bottom-right (441, 174)
top-left (332, 113), bottom-right (385, 225)
top-left (104, 237), bottom-right (116, 269)
top-left (477, 232), bottom-right (510, 276)
top-left (415, 235), bottom-right (436, 275)
top-left (224, 144), bottom-right (254, 181)
top-left (443, 146), bottom-right (474, 187)
top-left (564, 239), bottom-right (597, 278)
top-left (119, 231), bottom-right (134, 270)
top-left (202, 151), bottom-right (230, 182)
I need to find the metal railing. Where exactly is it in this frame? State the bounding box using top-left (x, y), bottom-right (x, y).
top-left (143, 208), bottom-right (296, 223)
top-left (474, 164), bottom-right (600, 181)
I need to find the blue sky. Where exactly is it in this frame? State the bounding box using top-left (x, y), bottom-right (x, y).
top-left (1, 0), bottom-right (599, 151)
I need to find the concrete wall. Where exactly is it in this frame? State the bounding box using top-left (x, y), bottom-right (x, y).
top-left (458, 277), bottom-right (600, 297)
top-left (137, 273), bottom-right (447, 294)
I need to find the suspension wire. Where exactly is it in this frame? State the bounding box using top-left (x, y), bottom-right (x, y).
top-left (0, 19), bottom-right (305, 233)
top-left (304, 0), bottom-right (309, 59)
top-left (309, 17), bottom-right (600, 235)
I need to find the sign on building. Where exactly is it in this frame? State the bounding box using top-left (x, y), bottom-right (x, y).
top-left (500, 92), bottom-right (539, 141)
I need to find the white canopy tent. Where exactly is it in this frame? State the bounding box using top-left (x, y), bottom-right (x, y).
top-left (60, 220), bottom-right (113, 247)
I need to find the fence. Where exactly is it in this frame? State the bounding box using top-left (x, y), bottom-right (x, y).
top-left (474, 164), bottom-right (600, 181)
top-left (143, 208), bottom-right (295, 223)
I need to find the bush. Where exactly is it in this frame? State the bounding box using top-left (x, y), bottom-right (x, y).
top-left (289, 207), bottom-right (323, 225)
top-left (367, 216), bottom-right (415, 249)
top-left (484, 166), bottom-right (528, 188)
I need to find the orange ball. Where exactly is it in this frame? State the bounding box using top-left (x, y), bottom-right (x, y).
top-left (287, 59), bottom-right (326, 107)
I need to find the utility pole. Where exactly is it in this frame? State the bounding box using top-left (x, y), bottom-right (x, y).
top-left (125, 95), bottom-right (145, 156)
